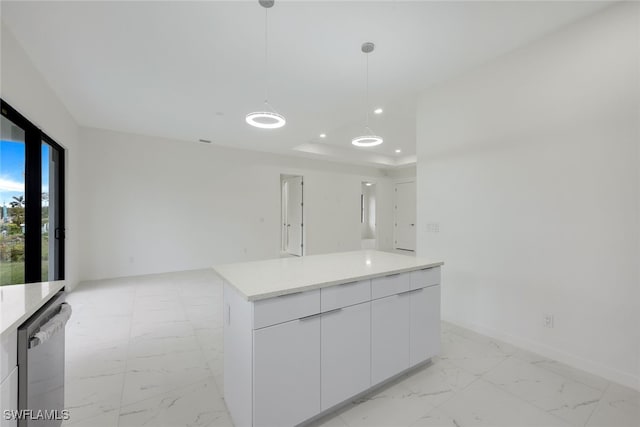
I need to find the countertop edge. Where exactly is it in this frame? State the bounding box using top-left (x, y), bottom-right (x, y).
top-left (0, 280), bottom-right (66, 337)
top-left (216, 261), bottom-right (444, 302)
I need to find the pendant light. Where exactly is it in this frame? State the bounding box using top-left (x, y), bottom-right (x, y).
top-left (246, 0), bottom-right (286, 129)
top-left (352, 42), bottom-right (383, 147)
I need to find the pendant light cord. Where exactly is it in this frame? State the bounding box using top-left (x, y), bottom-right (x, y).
top-left (264, 7), bottom-right (269, 106)
top-left (365, 52), bottom-right (370, 129)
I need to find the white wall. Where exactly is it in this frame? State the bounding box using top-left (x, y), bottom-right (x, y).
top-left (417, 3), bottom-right (639, 390)
top-left (78, 127), bottom-right (395, 281)
top-left (386, 165), bottom-right (416, 181)
top-left (0, 24), bottom-right (80, 290)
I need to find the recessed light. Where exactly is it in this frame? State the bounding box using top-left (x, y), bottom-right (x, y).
top-left (365, 182), bottom-right (373, 186)
top-left (374, 108), bottom-right (383, 114)
top-left (319, 133), bottom-right (326, 138)
top-left (395, 149), bottom-right (401, 153)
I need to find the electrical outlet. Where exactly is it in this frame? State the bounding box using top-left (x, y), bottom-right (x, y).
top-left (544, 314), bottom-right (554, 328)
top-left (426, 222), bottom-right (440, 233)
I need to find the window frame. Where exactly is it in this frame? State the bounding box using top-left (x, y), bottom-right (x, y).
top-left (1, 99), bottom-right (65, 283)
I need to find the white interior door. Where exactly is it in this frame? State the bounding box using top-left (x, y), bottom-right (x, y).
top-left (394, 181), bottom-right (416, 251)
top-left (285, 176), bottom-right (304, 256)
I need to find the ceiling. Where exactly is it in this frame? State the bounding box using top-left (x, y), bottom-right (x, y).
top-left (1, 1), bottom-right (611, 167)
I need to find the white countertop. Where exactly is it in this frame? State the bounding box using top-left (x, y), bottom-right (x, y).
top-left (0, 280), bottom-right (66, 336)
top-left (213, 250), bottom-right (443, 301)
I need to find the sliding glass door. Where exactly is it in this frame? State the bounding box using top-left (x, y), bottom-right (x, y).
top-left (0, 114), bottom-right (27, 284)
top-left (0, 100), bottom-right (65, 285)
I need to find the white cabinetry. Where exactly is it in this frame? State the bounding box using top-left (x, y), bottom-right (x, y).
top-left (321, 302), bottom-right (371, 410)
top-left (253, 317), bottom-right (320, 427)
top-left (0, 331), bottom-right (17, 427)
top-left (0, 331), bottom-right (17, 382)
top-left (0, 367), bottom-right (17, 427)
top-left (371, 273), bottom-right (410, 299)
top-left (320, 280), bottom-right (369, 312)
top-left (223, 262), bottom-right (442, 427)
top-left (410, 285), bottom-right (441, 366)
top-left (371, 293), bottom-right (411, 384)
top-left (253, 290), bottom-right (320, 329)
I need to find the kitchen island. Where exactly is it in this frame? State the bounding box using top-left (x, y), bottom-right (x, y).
top-left (214, 250), bottom-right (443, 427)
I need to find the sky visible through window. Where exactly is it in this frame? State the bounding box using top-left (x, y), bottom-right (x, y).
top-left (0, 140), bottom-right (50, 206)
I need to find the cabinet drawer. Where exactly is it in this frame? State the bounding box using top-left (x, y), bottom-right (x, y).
top-left (0, 330), bottom-right (17, 382)
top-left (253, 289), bottom-right (320, 329)
top-left (321, 280), bottom-right (370, 311)
top-left (0, 366), bottom-right (18, 427)
top-left (410, 267), bottom-right (440, 290)
top-left (371, 273), bottom-right (411, 299)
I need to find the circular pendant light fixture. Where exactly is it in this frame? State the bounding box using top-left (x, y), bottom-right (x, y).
top-left (246, 110), bottom-right (286, 129)
top-left (352, 133), bottom-right (383, 147)
top-left (352, 42), bottom-right (382, 147)
top-left (246, 0), bottom-right (286, 129)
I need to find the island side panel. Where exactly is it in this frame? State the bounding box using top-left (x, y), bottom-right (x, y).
top-left (223, 282), bottom-right (253, 427)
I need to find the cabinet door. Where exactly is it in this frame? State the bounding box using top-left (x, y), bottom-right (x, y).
top-left (371, 294), bottom-right (410, 385)
top-left (0, 366), bottom-right (18, 427)
top-left (1, 330), bottom-right (17, 382)
top-left (410, 285), bottom-right (441, 366)
top-left (321, 302), bottom-right (371, 411)
top-left (253, 317), bottom-right (320, 427)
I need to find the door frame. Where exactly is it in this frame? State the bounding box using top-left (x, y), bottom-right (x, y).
top-left (280, 174), bottom-right (304, 256)
top-left (393, 180), bottom-right (416, 252)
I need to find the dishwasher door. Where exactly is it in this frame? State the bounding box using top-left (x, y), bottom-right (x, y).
top-left (17, 291), bottom-right (70, 427)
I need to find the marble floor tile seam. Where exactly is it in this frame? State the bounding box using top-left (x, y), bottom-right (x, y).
top-left (117, 297), bottom-right (217, 411)
top-left (117, 303), bottom-right (136, 414)
top-left (423, 360), bottom-right (493, 416)
top-left (526, 362), bottom-right (610, 401)
top-left (63, 408), bottom-right (120, 427)
top-left (188, 305), bottom-right (225, 396)
top-left (444, 325), bottom-right (617, 399)
top-left (115, 374), bottom-right (222, 418)
top-left (116, 360), bottom-right (216, 415)
top-left (510, 352), bottom-right (613, 394)
top-left (128, 297), bottom-right (202, 346)
top-left (62, 372), bottom-right (127, 427)
top-left (428, 387), bottom-right (574, 427)
top-left (488, 383), bottom-right (604, 427)
top-left (474, 359), bottom-right (605, 427)
top-left (483, 355), bottom-right (601, 423)
top-left (582, 382), bottom-right (613, 427)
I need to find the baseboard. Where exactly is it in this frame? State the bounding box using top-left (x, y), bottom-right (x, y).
top-left (443, 316), bottom-right (640, 392)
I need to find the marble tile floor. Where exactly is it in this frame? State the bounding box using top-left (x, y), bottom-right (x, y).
top-left (62, 269), bottom-right (639, 427)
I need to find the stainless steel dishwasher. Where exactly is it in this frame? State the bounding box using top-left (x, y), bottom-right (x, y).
top-left (17, 291), bottom-right (71, 427)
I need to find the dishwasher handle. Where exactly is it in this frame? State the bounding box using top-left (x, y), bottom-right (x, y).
top-left (29, 302), bottom-right (72, 349)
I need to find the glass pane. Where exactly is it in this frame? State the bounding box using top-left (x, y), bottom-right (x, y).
top-left (42, 143), bottom-right (50, 281)
top-left (0, 115), bottom-right (26, 285)
top-left (42, 141), bottom-right (62, 281)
